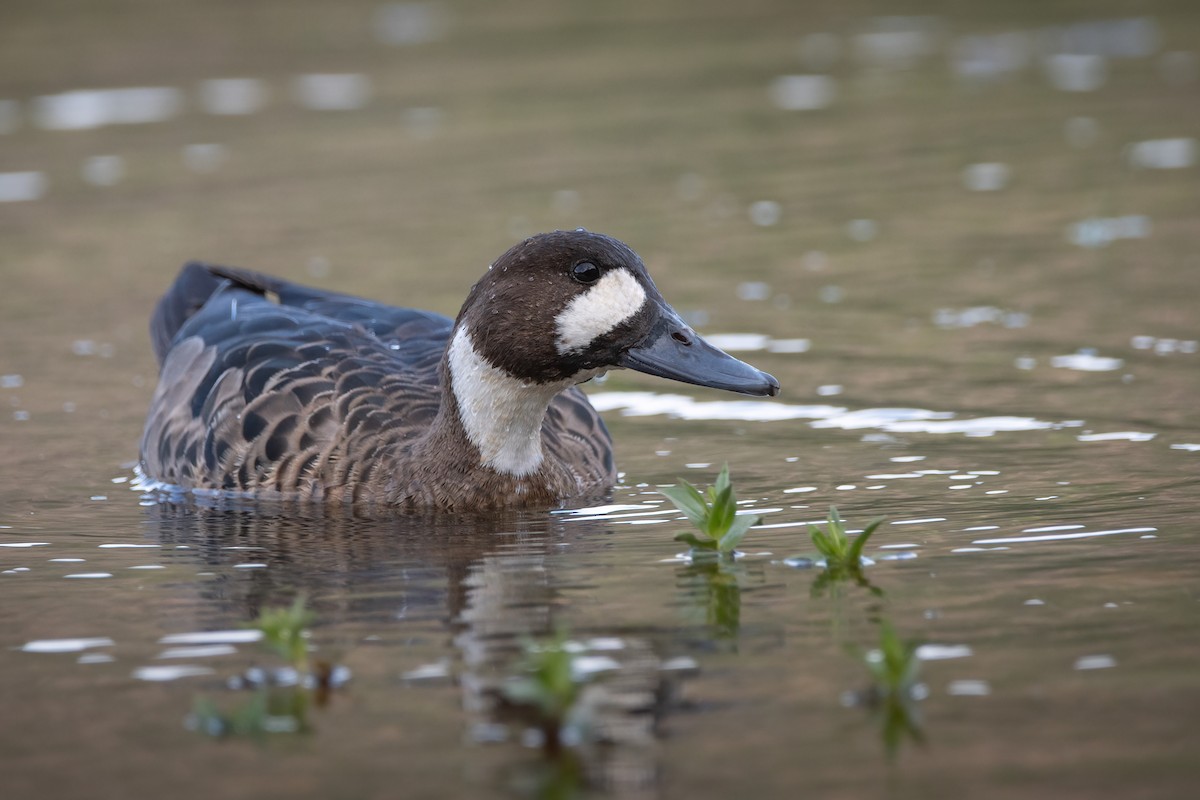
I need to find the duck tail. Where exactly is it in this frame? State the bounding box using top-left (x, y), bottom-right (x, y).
top-left (151, 261), bottom-right (347, 364)
top-left (150, 261), bottom-right (239, 364)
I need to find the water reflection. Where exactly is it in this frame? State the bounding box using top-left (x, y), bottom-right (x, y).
top-left (675, 560), bottom-right (745, 644)
top-left (140, 502), bottom-right (676, 793)
top-left (809, 558), bottom-right (882, 600)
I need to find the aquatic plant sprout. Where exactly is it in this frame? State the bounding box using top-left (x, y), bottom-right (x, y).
top-left (659, 464), bottom-right (762, 558)
top-left (808, 507), bottom-right (884, 569)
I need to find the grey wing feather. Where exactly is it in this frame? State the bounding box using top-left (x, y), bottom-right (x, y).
top-left (142, 263), bottom-right (452, 497)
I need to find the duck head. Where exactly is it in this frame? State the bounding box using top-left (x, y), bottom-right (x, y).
top-left (453, 230), bottom-right (781, 397)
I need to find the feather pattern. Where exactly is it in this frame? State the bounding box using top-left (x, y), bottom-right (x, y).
top-left (141, 260), bottom-right (614, 510)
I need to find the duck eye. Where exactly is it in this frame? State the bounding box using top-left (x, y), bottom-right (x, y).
top-left (572, 261), bottom-right (601, 285)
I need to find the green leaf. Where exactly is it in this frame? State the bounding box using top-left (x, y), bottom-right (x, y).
top-left (718, 513), bottom-right (761, 553)
top-left (674, 532), bottom-right (718, 550)
top-left (847, 516), bottom-right (886, 563)
top-left (659, 482), bottom-right (709, 528)
top-left (682, 480), bottom-right (709, 508)
top-left (809, 523), bottom-right (833, 557)
top-left (829, 506), bottom-right (844, 530)
top-left (714, 464), bottom-right (731, 497)
top-left (707, 484), bottom-right (736, 536)
top-left (661, 466), bottom-right (760, 557)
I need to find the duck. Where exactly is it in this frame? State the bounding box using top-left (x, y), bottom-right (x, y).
top-left (139, 230), bottom-right (780, 510)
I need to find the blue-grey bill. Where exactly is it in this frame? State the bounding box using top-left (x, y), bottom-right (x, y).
top-left (617, 308), bottom-right (780, 397)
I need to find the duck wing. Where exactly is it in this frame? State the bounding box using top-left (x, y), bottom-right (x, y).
top-left (142, 262), bottom-right (453, 498)
top-left (150, 261), bottom-right (451, 363)
top-left (142, 261), bottom-right (614, 504)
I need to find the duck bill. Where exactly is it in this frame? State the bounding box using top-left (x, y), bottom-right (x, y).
top-left (617, 305), bottom-right (780, 397)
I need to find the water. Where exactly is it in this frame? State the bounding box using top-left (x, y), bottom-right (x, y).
top-left (2, 1), bottom-right (1199, 798)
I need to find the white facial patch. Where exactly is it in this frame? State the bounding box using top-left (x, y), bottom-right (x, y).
top-left (555, 269), bottom-right (647, 354)
top-left (448, 327), bottom-right (571, 477)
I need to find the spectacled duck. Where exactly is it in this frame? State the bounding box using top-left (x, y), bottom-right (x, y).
top-left (139, 230), bottom-right (779, 510)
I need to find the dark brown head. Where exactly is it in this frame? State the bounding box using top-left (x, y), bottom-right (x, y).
top-left (453, 230), bottom-right (780, 395)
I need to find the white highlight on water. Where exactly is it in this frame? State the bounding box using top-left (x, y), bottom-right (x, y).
top-left (1068, 215), bottom-right (1150, 248)
top-left (1050, 352), bottom-right (1124, 371)
top-left (1044, 54), bottom-right (1107, 91)
top-left (973, 527), bottom-right (1156, 545)
top-left (159, 630), bottom-right (263, 645)
top-left (589, 392), bottom-right (1065, 437)
top-left (0, 171), bottom-right (47, 202)
top-left (769, 75), bottom-right (837, 110)
top-left (22, 637), bottom-right (114, 653)
top-left (948, 680), bottom-right (991, 696)
top-left (1077, 431), bottom-right (1156, 442)
top-left (34, 87), bottom-right (183, 130)
top-left (915, 644), bottom-right (973, 661)
top-left (1074, 654), bottom-right (1117, 670)
top-left (373, 3), bottom-right (447, 45)
top-left (1128, 137), bottom-right (1196, 169)
top-left (198, 78), bottom-right (267, 116)
top-left (157, 645), bottom-right (237, 659)
top-left (292, 74), bottom-right (372, 111)
top-left (962, 162), bottom-right (1010, 191)
top-left (133, 665), bottom-right (215, 682)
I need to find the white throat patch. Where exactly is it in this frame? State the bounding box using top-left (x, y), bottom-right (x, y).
top-left (448, 327), bottom-right (572, 477)
top-left (555, 269), bottom-right (647, 354)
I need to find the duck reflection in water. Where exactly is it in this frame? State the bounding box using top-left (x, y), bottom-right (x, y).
top-left (143, 501), bottom-right (688, 794)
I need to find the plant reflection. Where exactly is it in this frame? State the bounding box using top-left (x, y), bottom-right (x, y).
top-left (843, 621), bottom-right (927, 760)
top-left (185, 594), bottom-right (347, 739)
top-left (188, 686), bottom-right (311, 738)
top-left (505, 749), bottom-right (588, 800)
top-left (498, 629), bottom-right (598, 757)
top-left (809, 559), bottom-right (884, 599)
top-left (677, 559), bottom-right (744, 643)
